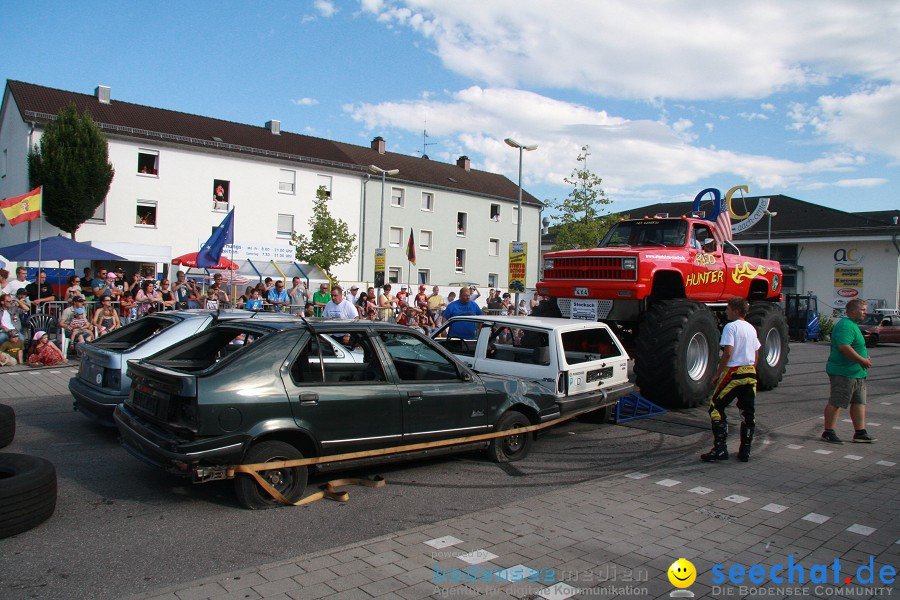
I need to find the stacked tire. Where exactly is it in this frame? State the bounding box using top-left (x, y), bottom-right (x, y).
top-left (0, 403), bottom-right (58, 539)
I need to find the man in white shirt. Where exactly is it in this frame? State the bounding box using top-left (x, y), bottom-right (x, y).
top-left (701, 297), bottom-right (760, 463)
top-left (347, 285), bottom-right (360, 304)
top-left (322, 286), bottom-right (359, 319)
top-left (3, 267), bottom-right (30, 295)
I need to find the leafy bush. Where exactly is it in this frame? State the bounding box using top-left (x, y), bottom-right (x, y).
top-left (819, 315), bottom-right (834, 341)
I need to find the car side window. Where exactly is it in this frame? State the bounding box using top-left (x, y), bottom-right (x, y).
top-left (379, 332), bottom-right (461, 382)
top-left (290, 334), bottom-right (385, 384)
top-left (486, 326), bottom-right (548, 365)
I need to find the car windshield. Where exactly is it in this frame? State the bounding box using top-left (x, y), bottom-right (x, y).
top-left (89, 314), bottom-right (180, 350)
top-left (599, 219), bottom-right (688, 248)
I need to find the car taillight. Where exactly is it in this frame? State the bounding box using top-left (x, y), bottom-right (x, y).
top-left (102, 368), bottom-right (121, 390)
top-left (557, 372), bottom-right (568, 395)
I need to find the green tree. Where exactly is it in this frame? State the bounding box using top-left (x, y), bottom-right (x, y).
top-left (292, 186), bottom-right (357, 284)
top-left (27, 103), bottom-right (115, 238)
top-left (548, 145), bottom-right (616, 250)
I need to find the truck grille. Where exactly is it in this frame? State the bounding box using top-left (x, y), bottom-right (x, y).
top-left (544, 257), bottom-right (636, 281)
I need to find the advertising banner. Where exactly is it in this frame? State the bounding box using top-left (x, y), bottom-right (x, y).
top-left (374, 248), bottom-right (386, 288)
top-left (508, 242), bottom-right (527, 293)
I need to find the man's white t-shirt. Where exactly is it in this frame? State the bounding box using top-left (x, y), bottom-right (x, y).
top-left (323, 299), bottom-right (359, 319)
top-left (720, 319), bottom-right (760, 367)
top-left (3, 280), bottom-right (30, 295)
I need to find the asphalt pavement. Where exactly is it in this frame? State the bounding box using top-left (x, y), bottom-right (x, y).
top-left (0, 343), bottom-right (897, 600)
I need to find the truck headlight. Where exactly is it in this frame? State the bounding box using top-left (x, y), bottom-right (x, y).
top-left (544, 259), bottom-right (554, 270)
top-left (622, 257), bottom-right (637, 270)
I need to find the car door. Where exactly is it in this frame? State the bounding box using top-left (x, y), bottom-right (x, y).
top-left (687, 222), bottom-right (727, 301)
top-left (376, 329), bottom-right (489, 442)
top-left (885, 316), bottom-right (900, 342)
top-left (282, 332), bottom-right (403, 454)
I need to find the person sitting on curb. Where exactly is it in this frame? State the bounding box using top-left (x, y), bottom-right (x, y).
top-left (27, 330), bottom-right (65, 367)
top-left (0, 329), bottom-right (25, 366)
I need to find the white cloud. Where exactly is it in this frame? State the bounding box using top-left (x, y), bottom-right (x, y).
top-left (346, 86), bottom-right (864, 192)
top-left (291, 97), bottom-right (319, 106)
top-left (790, 84), bottom-right (900, 160)
top-left (314, 0), bottom-right (338, 17)
top-left (739, 112), bottom-right (769, 121)
top-left (834, 178), bottom-right (888, 188)
top-left (761, 103), bottom-right (776, 112)
top-left (359, 1), bottom-right (900, 100)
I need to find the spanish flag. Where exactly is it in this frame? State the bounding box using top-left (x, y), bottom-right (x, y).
top-left (0, 186), bottom-right (42, 226)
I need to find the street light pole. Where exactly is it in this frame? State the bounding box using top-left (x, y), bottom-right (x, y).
top-left (765, 209), bottom-right (778, 260)
top-left (368, 165), bottom-right (399, 250)
top-left (504, 138), bottom-right (537, 310)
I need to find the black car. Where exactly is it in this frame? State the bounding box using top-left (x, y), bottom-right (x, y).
top-left (115, 318), bottom-right (575, 509)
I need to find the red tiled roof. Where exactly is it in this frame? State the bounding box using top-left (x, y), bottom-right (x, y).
top-left (5, 80), bottom-right (540, 206)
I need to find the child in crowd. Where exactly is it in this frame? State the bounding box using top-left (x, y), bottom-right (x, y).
top-left (0, 329), bottom-right (24, 365)
top-left (27, 330), bottom-right (65, 367)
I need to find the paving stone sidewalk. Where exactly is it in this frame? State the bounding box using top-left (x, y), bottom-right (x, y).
top-left (130, 397), bottom-right (899, 600)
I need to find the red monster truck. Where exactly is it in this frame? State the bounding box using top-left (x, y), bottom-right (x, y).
top-left (536, 215), bottom-right (788, 408)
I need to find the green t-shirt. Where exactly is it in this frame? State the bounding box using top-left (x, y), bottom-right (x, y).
top-left (312, 291), bottom-right (330, 317)
top-left (826, 316), bottom-right (868, 378)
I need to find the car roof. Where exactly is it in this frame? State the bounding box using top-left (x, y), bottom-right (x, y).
top-left (216, 317), bottom-right (417, 334)
top-left (442, 315), bottom-right (611, 331)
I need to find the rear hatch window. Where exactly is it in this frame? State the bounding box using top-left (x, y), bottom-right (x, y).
top-left (144, 325), bottom-right (274, 373)
top-left (560, 328), bottom-right (623, 366)
top-left (90, 315), bottom-right (181, 351)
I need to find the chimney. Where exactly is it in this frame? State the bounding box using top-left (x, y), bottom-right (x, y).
top-left (95, 85), bottom-right (111, 105)
top-left (371, 136), bottom-right (385, 154)
top-left (265, 120), bottom-right (281, 135)
top-left (457, 155), bottom-right (470, 171)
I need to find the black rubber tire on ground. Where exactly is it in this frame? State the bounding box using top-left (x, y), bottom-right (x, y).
top-left (634, 299), bottom-right (719, 409)
top-left (234, 441), bottom-right (308, 510)
top-left (746, 301), bottom-right (790, 391)
top-left (0, 404), bottom-right (14, 449)
top-left (0, 453), bottom-right (58, 539)
top-left (865, 335), bottom-right (877, 348)
top-left (487, 410), bottom-right (533, 463)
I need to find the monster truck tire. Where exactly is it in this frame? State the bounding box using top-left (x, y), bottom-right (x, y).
top-left (747, 301), bottom-right (789, 390)
top-left (635, 299), bottom-right (719, 409)
top-left (0, 453), bottom-right (58, 539)
top-left (0, 403), bottom-right (14, 449)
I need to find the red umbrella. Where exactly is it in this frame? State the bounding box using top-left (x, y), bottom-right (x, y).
top-left (172, 252), bottom-right (239, 270)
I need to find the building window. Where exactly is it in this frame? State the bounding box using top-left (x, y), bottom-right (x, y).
top-left (490, 204), bottom-right (500, 221)
top-left (455, 249), bottom-right (466, 273)
top-left (388, 267), bottom-right (401, 284)
top-left (88, 199), bottom-right (106, 224)
top-left (136, 201), bottom-right (157, 227)
top-left (512, 206), bottom-right (519, 225)
top-left (279, 169), bottom-right (296, 194)
top-left (419, 230), bottom-right (433, 250)
top-left (391, 187), bottom-right (404, 207)
top-left (418, 269), bottom-right (430, 285)
top-left (277, 213), bottom-right (294, 238)
top-left (317, 174), bottom-right (332, 198)
top-left (456, 212), bottom-right (467, 236)
top-left (389, 227), bottom-right (402, 247)
top-left (213, 179), bottom-right (230, 211)
top-left (488, 273), bottom-right (498, 287)
top-left (489, 238), bottom-right (500, 256)
top-left (421, 192), bottom-right (434, 211)
top-left (137, 149), bottom-right (159, 175)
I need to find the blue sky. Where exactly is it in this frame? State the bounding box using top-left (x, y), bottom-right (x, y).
top-left (2, 0), bottom-right (898, 219)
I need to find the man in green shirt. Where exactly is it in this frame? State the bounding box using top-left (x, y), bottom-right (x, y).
top-left (312, 283), bottom-right (331, 317)
top-left (822, 298), bottom-right (874, 444)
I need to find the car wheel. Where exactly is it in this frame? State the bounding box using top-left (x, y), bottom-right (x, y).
top-left (487, 410), bottom-right (532, 463)
top-left (0, 453), bottom-right (58, 539)
top-left (0, 403), bottom-right (14, 448)
top-left (747, 302), bottom-right (790, 391)
top-left (865, 335), bottom-right (877, 348)
top-left (234, 441), bottom-right (308, 510)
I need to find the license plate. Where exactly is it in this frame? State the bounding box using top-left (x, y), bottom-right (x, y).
top-left (132, 391), bottom-right (159, 414)
top-left (587, 366), bottom-right (614, 383)
top-left (574, 287), bottom-right (589, 297)
top-left (80, 362), bottom-right (104, 386)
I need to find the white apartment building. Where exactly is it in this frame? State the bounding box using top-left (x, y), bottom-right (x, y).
top-left (0, 81), bottom-right (541, 290)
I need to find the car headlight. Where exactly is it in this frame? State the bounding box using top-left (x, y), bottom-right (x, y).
top-left (544, 259), bottom-right (554, 270)
top-left (622, 257), bottom-right (637, 270)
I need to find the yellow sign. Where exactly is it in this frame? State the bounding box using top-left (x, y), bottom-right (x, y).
top-left (374, 248), bottom-right (386, 288)
top-left (508, 242), bottom-right (527, 293)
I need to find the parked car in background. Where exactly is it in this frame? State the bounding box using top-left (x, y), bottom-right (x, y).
top-left (432, 315), bottom-right (633, 421)
top-left (859, 313), bottom-right (900, 347)
top-left (70, 309), bottom-right (277, 425)
top-left (114, 319), bottom-right (574, 509)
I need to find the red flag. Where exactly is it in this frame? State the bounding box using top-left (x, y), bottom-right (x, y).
top-left (406, 229), bottom-right (416, 265)
top-left (0, 186), bottom-right (42, 226)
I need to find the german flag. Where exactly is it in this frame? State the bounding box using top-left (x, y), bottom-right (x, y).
top-left (406, 228), bottom-right (416, 265)
top-left (0, 186), bottom-right (42, 226)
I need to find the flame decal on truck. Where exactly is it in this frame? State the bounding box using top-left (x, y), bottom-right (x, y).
top-left (732, 262), bottom-right (770, 284)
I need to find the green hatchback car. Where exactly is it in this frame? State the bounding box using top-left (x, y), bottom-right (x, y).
top-left (114, 318), bottom-right (580, 509)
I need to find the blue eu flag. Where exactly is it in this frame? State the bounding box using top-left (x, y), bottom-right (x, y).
top-left (197, 208), bottom-right (234, 268)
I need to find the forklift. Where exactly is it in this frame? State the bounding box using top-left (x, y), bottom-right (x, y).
top-left (785, 294), bottom-right (820, 342)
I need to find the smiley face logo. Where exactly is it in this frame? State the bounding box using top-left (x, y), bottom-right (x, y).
top-left (668, 558), bottom-right (696, 588)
